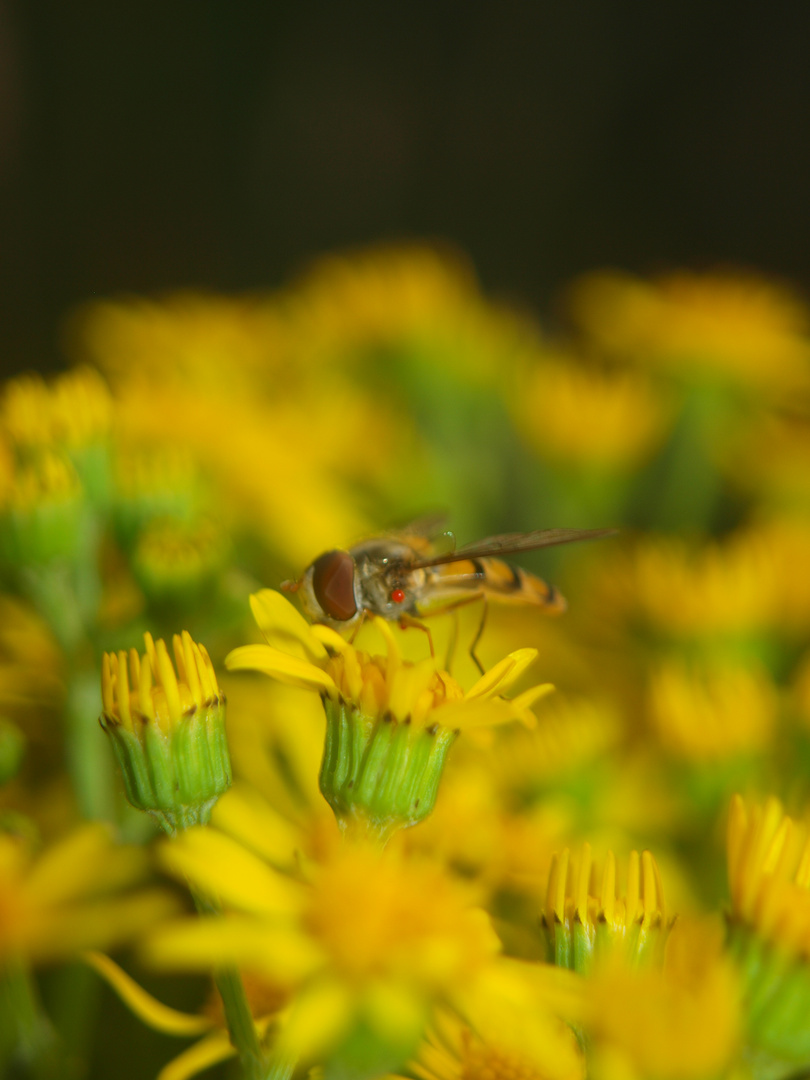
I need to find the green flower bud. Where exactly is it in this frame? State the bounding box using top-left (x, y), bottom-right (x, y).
top-left (100, 631), bottom-right (231, 833)
top-left (541, 844), bottom-right (674, 974)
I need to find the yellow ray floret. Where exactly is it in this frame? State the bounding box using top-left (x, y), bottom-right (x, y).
top-left (727, 794), bottom-right (810, 957)
top-left (226, 590), bottom-right (552, 734)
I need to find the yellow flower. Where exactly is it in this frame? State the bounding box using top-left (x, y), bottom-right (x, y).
top-left (725, 409), bottom-right (810, 513)
top-left (727, 794), bottom-right (810, 957)
top-left (227, 589), bottom-right (549, 732)
top-left (568, 270), bottom-right (810, 396)
top-left (411, 962), bottom-right (585, 1080)
top-left (542, 844), bottom-right (672, 973)
top-left (70, 289), bottom-right (408, 563)
top-left (0, 823), bottom-right (174, 968)
top-left (100, 631), bottom-right (231, 830)
top-left (274, 243), bottom-right (534, 385)
top-left (726, 794), bottom-right (810, 1065)
top-left (143, 800), bottom-right (501, 1067)
top-left (1, 367), bottom-right (112, 451)
top-left (490, 693), bottom-right (623, 791)
top-left (225, 590), bottom-right (552, 839)
top-left (0, 449), bottom-right (85, 566)
top-left (69, 291), bottom-right (282, 393)
top-left (513, 353), bottom-right (671, 470)
top-left (647, 659), bottom-right (777, 764)
top-left (595, 527), bottom-right (790, 640)
top-left (582, 918), bottom-right (740, 1080)
top-left (132, 516), bottom-right (228, 604)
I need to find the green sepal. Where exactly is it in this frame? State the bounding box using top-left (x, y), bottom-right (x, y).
top-left (729, 923), bottom-right (810, 1070)
top-left (319, 697), bottom-right (457, 842)
top-left (101, 703), bottom-right (232, 834)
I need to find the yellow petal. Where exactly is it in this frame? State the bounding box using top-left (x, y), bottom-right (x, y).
top-left (158, 1031), bottom-right (236, 1080)
top-left (387, 658), bottom-right (437, 722)
top-left (436, 698), bottom-right (519, 732)
top-left (159, 828), bottom-right (303, 916)
top-left (250, 590), bottom-right (327, 662)
top-left (309, 624), bottom-right (350, 654)
top-left (83, 951), bottom-right (213, 1036)
top-left (277, 978), bottom-right (355, 1060)
top-left (464, 649), bottom-right (538, 701)
top-left (211, 786), bottom-right (300, 870)
top-left (225, 644), bottom-right (337, 697)
top-left (25, 824), bottom-right (138, 907)
top-left (510, 683), bottom-right (555, 726)
top-left (145, 916), bottom-right (321, 984)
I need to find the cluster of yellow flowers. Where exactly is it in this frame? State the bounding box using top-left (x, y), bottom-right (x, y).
top-left (1, 246), bottom-right (810, 1080)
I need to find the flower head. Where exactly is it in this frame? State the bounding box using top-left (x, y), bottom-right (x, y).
top-left (144, 799), bottom-right (501, 1069)
top-left (581, 919), bottom-right (740, 1080)
top-left (226, 590), bottom-right (552, 840)
top-left (725, 794), bottom-right (810, 1066)
top-left (513, 353), bottom-right (671, 471)
top-left (411, 963), bottom-right (585, 1080)
top-left (542, 844), bottom-right (673, 973)
top-left (647, 659), bottom-right (777, 764)
top-left (0, 823), bottom-right (173, 968)
top-left (101, 631), bottom-right (231, 831)
top-left (568, 270), bottom-right (810, 397)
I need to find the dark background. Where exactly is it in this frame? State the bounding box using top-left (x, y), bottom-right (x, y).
top-left (2, 1), bottom-right (810, 375)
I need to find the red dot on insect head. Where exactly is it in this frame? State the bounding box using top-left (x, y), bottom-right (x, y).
top-left (391, 588), bottom-right (405, 604)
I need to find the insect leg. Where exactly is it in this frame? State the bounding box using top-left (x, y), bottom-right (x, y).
top-left (468, 598), bottom-right (489, 676)
top-left (444, 609), bottom-right (460, 674)
top-left (398, 613), bottom-right (435, 660)
top-left (417, 592), bottom-right (486, 672)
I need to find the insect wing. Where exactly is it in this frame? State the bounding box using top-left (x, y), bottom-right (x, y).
top-left (381, 512), bottom-right (456, 560)
top-left (406, 527), bottom-right (616, 569)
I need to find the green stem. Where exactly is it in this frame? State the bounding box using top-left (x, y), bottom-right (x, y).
top-left (190, 888), bottom-right (266, 1080)
top-left (0, 959), bottom-right (63, 1079)
top-left (65, 668), bottom-right (116, 822)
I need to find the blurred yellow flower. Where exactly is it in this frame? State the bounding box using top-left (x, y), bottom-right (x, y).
top-left (1, 368), bottom-right (112, 452)
top-left (647, 659), bottom-right (778, 763)
top-left (727, 794), bottom-right (810, 956)
top-left (84, 948), bottom-right (279, 1080)
top-left (274, 244), bottom-right (536, 385)
top-left (583, 918), bottom-right (740, 1080)
top-left (145, 815), bottom-right (501, 1065)
top-left (0, 823), bottom-right (173, 967)
top-left (69, 292), bottom-right (283, 393)
top-left (489, 693), bottom-right (623, 791)
top-left (569, 270), bottom-right (810, 396)
top-left (69, 286), bottom-right (418, 563)
top-left (596, 527), bottom-right (790, 640)
top-left (513, 354), bottom-right (671, 469)
top-left (412, 962), bottom-right (585, 1080)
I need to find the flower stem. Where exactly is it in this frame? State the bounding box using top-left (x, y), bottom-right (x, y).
top-left (0, 958), bottom-right (63, 1079)
top-left (190, 888), bottom-right (266, 1080)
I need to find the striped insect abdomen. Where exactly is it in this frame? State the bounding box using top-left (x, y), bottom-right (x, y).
top-left (425, 557), bottom-right (566, 613)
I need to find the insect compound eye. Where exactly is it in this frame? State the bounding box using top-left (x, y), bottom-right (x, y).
top-left (311, 550), bottom-right (358, 622)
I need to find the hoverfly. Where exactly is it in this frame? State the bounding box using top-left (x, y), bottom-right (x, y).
top-left (282, 519), bottom-right (615, 671)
